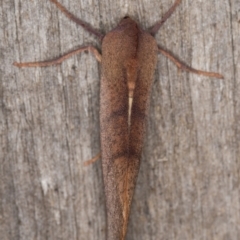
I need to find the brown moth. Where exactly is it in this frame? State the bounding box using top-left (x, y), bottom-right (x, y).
top-left (14, 0), bottom-right (223, 239)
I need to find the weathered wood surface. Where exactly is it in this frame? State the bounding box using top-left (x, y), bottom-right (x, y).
top-left (0, 0), bottom-right (239, 239)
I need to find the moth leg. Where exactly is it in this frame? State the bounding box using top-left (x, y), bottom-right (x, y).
top-left (50, 0), bottom-right (104, 40)
top-left (13, 46), bottom-right (101, 68)
top-left (149, 0), bottom-right (182, 35)
top-left (83, 152), bottom-right (101, 166)
top-left (158, 46), bottom-right (224, 79)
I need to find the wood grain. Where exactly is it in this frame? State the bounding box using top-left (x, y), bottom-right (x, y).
top-left (0, 0), bottom-right (239, 239)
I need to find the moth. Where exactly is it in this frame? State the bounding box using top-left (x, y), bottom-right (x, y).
top-left (14, 0), bottom-right (223, 239)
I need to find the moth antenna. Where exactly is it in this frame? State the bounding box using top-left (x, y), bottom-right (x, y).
top-left (50, 0), bottom-right (104, 40)
top-left (149, 0), bottom-right (182, 36)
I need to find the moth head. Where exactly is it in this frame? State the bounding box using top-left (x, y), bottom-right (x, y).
top-left (117, 16), bottom-right (140, 36)
top-left (119, 16), bottom-right (138, 27)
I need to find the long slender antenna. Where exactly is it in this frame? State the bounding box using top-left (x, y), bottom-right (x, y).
top-left (50, 0), bottom-right (104, 40)
top-left (149, 0), bottom-right (182, 36)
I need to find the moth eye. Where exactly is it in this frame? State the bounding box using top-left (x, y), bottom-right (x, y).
top-left (123, 16), bottom-right (129, 19)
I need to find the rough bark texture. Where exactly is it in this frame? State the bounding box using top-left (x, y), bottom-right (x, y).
top-left (0, 0), bottom-right (239, 240)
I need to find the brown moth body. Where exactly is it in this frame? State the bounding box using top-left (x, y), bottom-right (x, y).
top-left (13, 0), bottom-right (223, 239)
top-left (100, 17), bottom-right (157, 239)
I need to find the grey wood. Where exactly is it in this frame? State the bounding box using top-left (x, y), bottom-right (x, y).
top-left (0, 0), bottom-right (239, 239)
